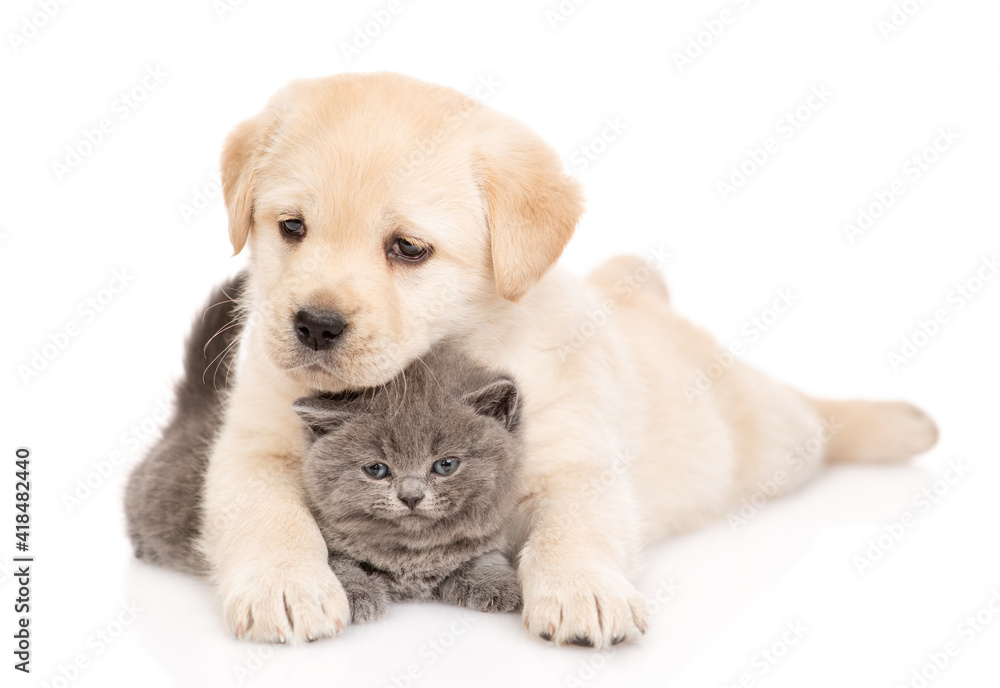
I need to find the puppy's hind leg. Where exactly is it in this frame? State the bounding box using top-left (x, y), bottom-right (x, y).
top-left (585, 254), bottom-right (670, 303)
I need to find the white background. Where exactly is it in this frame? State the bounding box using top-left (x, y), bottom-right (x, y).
top-left (2, 0), bottom-right (999, 686)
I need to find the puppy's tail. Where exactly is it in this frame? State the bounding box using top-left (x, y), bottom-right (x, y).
top-left (809, 397), bottom-right (938, 464)
top-left (177, 270), bottom-right (249, 408)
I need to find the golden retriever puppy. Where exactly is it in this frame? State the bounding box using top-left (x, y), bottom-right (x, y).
top-left (199, 72), bottom-right (937, 648)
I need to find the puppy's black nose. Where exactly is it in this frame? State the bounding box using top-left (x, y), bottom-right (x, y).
top-left (294, 309), bottom-right (346, 351)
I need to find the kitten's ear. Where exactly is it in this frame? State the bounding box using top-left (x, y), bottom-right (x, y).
top-left (291, 397), bottom-right (356, 437)
top-left (463, 378), bottom-right (520, 432)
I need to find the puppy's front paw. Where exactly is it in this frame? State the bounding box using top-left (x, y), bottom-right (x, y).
top-left (219, 562), bottom-right (351, 643)
top-left (521, 564), bottom-right (647, 649)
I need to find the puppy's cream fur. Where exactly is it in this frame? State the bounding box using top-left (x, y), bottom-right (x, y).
top-left (200, 73), bottom-right (937, 647)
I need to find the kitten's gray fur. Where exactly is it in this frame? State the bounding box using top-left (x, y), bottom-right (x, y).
top-left (294, 349), bottom-right (524, 620)
top-left (124, 272), bottom-right (247, 575)
top-left (124, 273), bottom-right (524, 621)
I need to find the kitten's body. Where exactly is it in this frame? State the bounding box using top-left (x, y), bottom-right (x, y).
top-left (124, 273), bottom-right (248, 575)
top-left (125, 274), bottom-right (523, 621)
top-left (295, 345), bottom-right (525, 619)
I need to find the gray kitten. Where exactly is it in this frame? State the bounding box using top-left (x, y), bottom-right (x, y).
top-left (125, 273), bottom-right (524, 622)
top-left (294, 352), bottom-right (524, 621)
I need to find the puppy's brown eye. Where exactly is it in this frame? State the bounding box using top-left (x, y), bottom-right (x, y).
top-left (280, 219), bottom-right (306, 239)
top-left (391, 237), bottom-right (427, 261)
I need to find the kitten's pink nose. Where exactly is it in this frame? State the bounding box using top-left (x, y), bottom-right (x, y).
top-left (398, 479), bottom-right (425, 510)
top-left (401, 495), bottom-right (423, 510)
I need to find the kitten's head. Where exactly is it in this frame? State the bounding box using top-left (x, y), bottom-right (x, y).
top-left (293, 347), bottom-right (524, 550)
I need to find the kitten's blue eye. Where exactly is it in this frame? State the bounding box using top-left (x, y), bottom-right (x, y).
top-left (431, 458), bottom-right (460, 476)
top-left (363, 463), bottom-right (389, 479)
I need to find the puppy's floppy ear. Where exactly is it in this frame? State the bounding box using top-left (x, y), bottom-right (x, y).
top-left (291, 396), bottom-right (358, 438)
top-left (475, 115), bottom-right (584, 302)
top-left (220, 111), bottom-right (275, 255)
top-left (463, 377), bottom-right (520, 432)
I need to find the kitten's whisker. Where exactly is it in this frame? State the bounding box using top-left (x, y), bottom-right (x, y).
top-left (413, 354), bottom-right (444, 396)
top-left (389, 368), bottom-right (408, 424)
top-left (201, 292), bottom-right (238, 320)
top-left (223, 337), bottom-right (242, 390)
top-left (206, 334), bottom-right (241, 392)
top-left (200, 318), bottom-right (242, 387)
top-left (202, 318), bottom-right (242, 355)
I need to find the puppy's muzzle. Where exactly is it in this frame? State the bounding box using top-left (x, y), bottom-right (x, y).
top-left (294, 308), bottom-right (346, 351)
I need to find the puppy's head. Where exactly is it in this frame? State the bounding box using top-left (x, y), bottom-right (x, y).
top-left (221, 72), bottom-right (582, 390)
